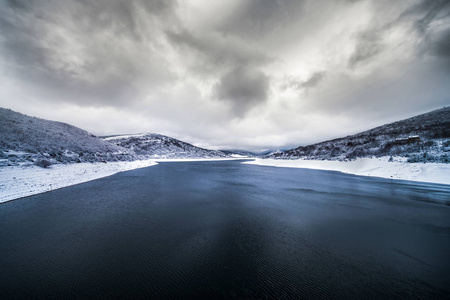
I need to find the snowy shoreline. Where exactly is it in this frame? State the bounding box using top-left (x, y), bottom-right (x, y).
top-left (1, 157), bottom-right (449, 204)
top-left (0, 160), bottom-right (157, 204)
top-left (0, 158), bottom-right (247, 203)
top-left (244, 157), bottom-right (450, 186)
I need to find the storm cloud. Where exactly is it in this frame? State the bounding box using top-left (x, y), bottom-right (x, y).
top-left (0, 0), bottom-right (177, 106)
top-left (215, 67), bottom-right (270, 116)
top-left (1, 0), bottom-right (449, 151)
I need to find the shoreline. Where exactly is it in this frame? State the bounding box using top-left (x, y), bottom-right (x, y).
top-left (0, 158), bottom-right (248, 204)
top-left (0, 160), bottom-right (157, 204)
top-left (2, 157), bottom-right (449, 204)
top-left (243, 157), bottom-right (450, 186)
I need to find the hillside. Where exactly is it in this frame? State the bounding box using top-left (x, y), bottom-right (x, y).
top-left (219, 149), bottom-right (286, 157)
top-left (103, 134), bottom-right (227, 159)
top-left (219, 149), bottom-right (257, 157)
top-left (0, 108), bottom-right (228, 167)
top-left (270, 107), bottom-right (450, 163)
top-left (0, 108), bottom-right (136, 167)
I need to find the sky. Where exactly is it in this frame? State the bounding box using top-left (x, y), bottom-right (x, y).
top-left (1, 0), bottom-right (449, 151)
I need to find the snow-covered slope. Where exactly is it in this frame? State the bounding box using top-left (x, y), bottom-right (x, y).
top-left (219, 149), bottom-right (257, 157)
top-left (103, 133), bottom-right (228, 159)
top-left (0, 108), bottom-right (229, 168)
top-left (245, 157), bottom-right (450, 187)
top-left (0, 108), bottom-right (136, 166)
top-left (0, 159), bottom-right (156, 203)
top-left (270, 107), bottom-right (450, 162)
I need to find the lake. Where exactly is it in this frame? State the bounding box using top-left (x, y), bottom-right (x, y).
top-left (1, 160), bottom-right (449, 299)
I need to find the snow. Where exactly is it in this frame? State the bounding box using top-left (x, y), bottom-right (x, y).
top-left (0, 107), bottom-right (134, 165)
top-left (230, 154), bottom-right (249, 158)
top-left (103, 133), bottom-right (146, 140)
top-left (0, 160), bottom-right (156, 203)
top-left (2, 157), bottom-right (449, 204)
top-left (153, 158), bottom-right (246, 162)
top-left (3, 150), bottom-right (30, 156)
top-left (0, 158), bottom-right (246, 203)
top-left (243, 157), bottom-right (450, 185)
top-left (104, 133), bottom-right (228, 159)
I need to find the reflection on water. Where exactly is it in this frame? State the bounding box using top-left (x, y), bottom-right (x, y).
top-left (0, 160), bottom-right (449, 299)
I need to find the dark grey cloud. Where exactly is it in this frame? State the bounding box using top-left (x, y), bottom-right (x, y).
top-left (74, 0), bottom-right (178, 39)
top-left (402, 0), bottom-right (450, 33)
top-left (289, 0), bottom-right (450, 130)
top-left (299, 72), bottom-right (326, 89)
top-left (345, 0), bottom-right (450, 70)
top-left (215, 67), bottom-right (270, 116)
top-left (348, 29), bottom-right (383, 68)
top-left (0, 0), bottom-right (177, 107)
top-left (4, 0), bottom-right (29, 10)
top-left (216, 0), bottom-right (304, 39)
top-left (166, 29), bottom-right (273, 76)
top-left (281, 72), bottom-right (326, 92)
top-left (431, 28), bottom-right (450, 59)
top-left (166, 27), bottom-right (274, 119)
top-left (399, 0), bottom-right (450, 63)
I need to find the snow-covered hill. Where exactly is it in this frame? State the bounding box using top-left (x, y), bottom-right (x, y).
top-left (0, 108), bottom-right (136, 167)
top-left (220, 149), bottom-right (289, 157)
top-left (270, 107), bottom-right (450, 163)
top-left (0, 108), bottom-right (229, 167)
top-left (219, 149), bottom-right (257, 157)
top-left (103, 133), bottom-right (227, 159)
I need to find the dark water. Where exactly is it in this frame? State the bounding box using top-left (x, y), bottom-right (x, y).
top-left (1, 160), bottom-right (450, 299)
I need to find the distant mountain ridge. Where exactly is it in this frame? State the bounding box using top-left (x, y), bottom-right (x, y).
top-left (103, 133), bottom-right (227, 159)
top-left (219, 149), bottom-right (288, 157)
top-left (219, 149), bottom-right (257, 157)
top-left (269, 107), bottom-right (450, 163)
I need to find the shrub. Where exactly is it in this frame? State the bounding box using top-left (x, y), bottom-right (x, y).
top-left (35, 159), bottom-right (52, 168)
top-left (424, 140), bottom-right (436, 147)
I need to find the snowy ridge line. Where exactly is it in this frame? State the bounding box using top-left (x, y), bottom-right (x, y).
top-left (268, 107), bottom-right (450, 162)
top-left (243, 157), bottom-right (450, 186)
top-left (0, 107), bottom-right (138, 166)
top-left (102, 133), bottom-right (147, 141)
top-left (0, 160), bottom-right (157, 204)
top-left (103, 133), bottom-right (228, 159)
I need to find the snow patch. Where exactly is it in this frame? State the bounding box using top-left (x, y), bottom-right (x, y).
top-left (244, 157), bottom-right (450, 185)
top-left (0, 158), bottom-right (246, 203)
top-left (0, 160), bottom-right (156, 203)
top-left (103, 133), bottom-right (146, 141)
